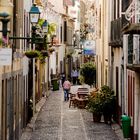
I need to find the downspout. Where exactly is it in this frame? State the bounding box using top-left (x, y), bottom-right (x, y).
top-left (101, 0), bottom-right (105, 86)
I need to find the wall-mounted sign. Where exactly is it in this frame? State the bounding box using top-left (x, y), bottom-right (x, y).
top-left (83, 40), bottom-right (96, 55)
top-left (0, 48), bottom-right (12, 65)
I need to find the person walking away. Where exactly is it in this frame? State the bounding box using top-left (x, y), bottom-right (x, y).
top-left (61, 73), bottom-right (66, 86)
top-left (71, 68), bottom-right (78, 85)
top-left (63, 79), bottom-right (71, 101)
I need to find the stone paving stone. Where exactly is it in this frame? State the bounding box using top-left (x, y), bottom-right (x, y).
top-left (28, 88), bottom-right (120, 140)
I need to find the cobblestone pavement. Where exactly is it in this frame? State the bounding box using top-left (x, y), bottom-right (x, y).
top-left (28, 87), bottom-right (120, 140)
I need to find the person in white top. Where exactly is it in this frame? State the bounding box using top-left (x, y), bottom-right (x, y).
top-left (71, 68), bottom-right (78, 85)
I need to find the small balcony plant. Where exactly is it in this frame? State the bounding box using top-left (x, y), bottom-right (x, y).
top-left (48, 47), bottom-right (55, 53)
top-left (41, 50), bottom-right (48, 57)
top-left (39, 51), bottom-right (49, 64)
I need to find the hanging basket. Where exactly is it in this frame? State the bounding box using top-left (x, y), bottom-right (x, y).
top-left (48, 48), bottom-right (55, 53)
top-left (66, 54), bottom-right (72, 58)
top-left (41, 50), bottom-right (48, 57)
top-left (25, 50), bottom-right (40, 58)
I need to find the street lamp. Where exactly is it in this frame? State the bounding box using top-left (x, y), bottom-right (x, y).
top-left (42, 20), bottom-right (48, 34)
top-left (29, 3), bottom-right (40, 116)
top-left (29, 3), bottom-right (41, 46)
top-left (29, 3), bottom-right (40, 25)
top-left (41, 20), bottom-right (49, 98)
top-left (0, 12), bottom-right (10, 37)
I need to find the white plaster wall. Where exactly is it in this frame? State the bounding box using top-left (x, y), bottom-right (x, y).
top-left (48, 0), bottom-right (64, 14)
top-left (96, 38), bottom-right (102, 88)
top-left (0, 0), bottom-right (13, 15)
top-left (133, 35), bottom-right (140, 138)
top-left (112, 47), bottom-right (123, 107)
top-left (74, 1), bottom-right (80, 31)
top-left (24, 0), bottom-right (32, 12)
top-left (0, 75), bottom-right (1, 138)
top-left (50, 52), bottom-right (56, 75)
top-left (134, 72), bottom-right (139, 137)
top-left (123, 34), bottom-right (128, 114)
top-left (138, 91), bottom-right (140, 140)
top-left (57, 45), bottom-right (65, 72)
top-left (94, 0), bottom-right (102, 88)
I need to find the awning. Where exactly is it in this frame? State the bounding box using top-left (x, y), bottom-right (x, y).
top-left (122, 23), bottom-right (140, 34)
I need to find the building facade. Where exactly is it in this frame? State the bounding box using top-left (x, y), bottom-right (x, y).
top-left (109, 0), bottom-right (140, 139)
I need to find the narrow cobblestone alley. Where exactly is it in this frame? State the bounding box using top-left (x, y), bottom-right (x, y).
top-left (25, 87), bottom-right (120, 140)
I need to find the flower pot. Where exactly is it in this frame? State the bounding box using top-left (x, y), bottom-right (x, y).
top-left (93, 113), bottom-right (102, 122)
top-left (103, 113), bottom-right (112, 124)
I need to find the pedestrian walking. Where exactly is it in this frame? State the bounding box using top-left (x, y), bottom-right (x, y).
top-left (63, 79), bottom-right (71, 101)
top-left (61, 73), bottom-right (66, 86)
top-left (71, 68), bottom-right (78, 85)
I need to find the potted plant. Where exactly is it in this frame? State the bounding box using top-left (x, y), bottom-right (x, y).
top-left (0, 38), bottom-right (2, 47)
top-left (99, 85), bottom-right (116, 124)
top-left (80, 62), bottom-right (96, 86)
top-left (25, 50), bottom-right (40, 58)
top-left (48, 47), bottom-right (55, 53)
top-left (86, 91), bottom-right (103, 122)
top-left (41, 50), bottom-right (48, 57)
top-left (66, 52), bottom-right (73, 58)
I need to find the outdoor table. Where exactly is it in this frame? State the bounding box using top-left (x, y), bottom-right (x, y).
top-left (77, 90), bottom-right (89, 99)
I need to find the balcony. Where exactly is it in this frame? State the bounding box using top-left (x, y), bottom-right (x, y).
top-left (121, 0), bottom-right (140, 34)
top-left (122, 23), bottom-right (140, 34)
top-left (109, 18), bottom-right (122, 47)
top-left (127, 35), bottom-right (140, 71)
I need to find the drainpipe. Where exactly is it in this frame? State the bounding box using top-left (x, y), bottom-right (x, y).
top-left (101, 0), bottom-right (105, 86)
top-left (33, 44), bottom-right (36, 115)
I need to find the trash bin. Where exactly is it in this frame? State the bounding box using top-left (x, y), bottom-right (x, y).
top-left (121, 115), bottom-right (131, 138)
top-left (51, 78), bottom-right (59, 91)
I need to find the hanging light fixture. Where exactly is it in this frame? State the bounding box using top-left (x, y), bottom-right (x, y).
top-left (29, 3), bottom-right (40, 24)
top-left (42, 20), bottom-right (48, 33)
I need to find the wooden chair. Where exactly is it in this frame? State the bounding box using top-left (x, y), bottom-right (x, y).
top-left (69, 93), bottom-right (77, 108)
top-left (75, 97), bottom-right (88, 109)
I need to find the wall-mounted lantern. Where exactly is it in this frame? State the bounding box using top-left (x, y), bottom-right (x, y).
top-left (29, 3), bottom-right (40, 24)
top-left (42, 20), bottom-right (48, 34)
top-left (0, 12), bottom-right (10, 37)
